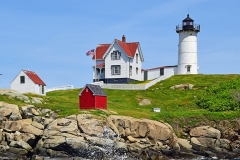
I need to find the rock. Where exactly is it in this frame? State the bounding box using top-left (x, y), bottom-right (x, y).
top-left (190, 126), bottom-right (221, 139)
top-left (9, 140), bottom-right (33, 152)
top-left (77, 114), bottom-right (104, 137)
top-left (21, 105), bottom-right (40, 118)
top-left (32, 121), bottom-right (44, 130)
top-left (0, 108), bottom-right (12, 117)
top-left (21, 133), bottom-right (36, 147)
top-left (31, 97), bottom-right (43, 104)
top-left (138, 99), bottom-right (151, 106)
top-left (215, 138), bottom-right (231, 150)
top-left (170, 84), bottom-right (194, 90)
top-left (0, 144), bottom-right (9, 152)
top-left (177, 138), bottom-right (192, 152)
top-left (8, 147), bottom-right (29, 156)
top-left (21, 124), bottom-right (43, 136)
top-left (3, 119), bottom-right (32, 131)
top-left (43, 135), bottom-right (66, 149)
top-left (191, 137), bottom-right (204, 151)
top-left (0, 103), bottom-right (22, 120)
top-left (127, 136), bottom-right (139, 143)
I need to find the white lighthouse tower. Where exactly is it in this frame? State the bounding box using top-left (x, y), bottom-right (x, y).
top-left (176, 14), bottom-right (200, 74)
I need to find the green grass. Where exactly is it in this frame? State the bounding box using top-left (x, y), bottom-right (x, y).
top-left (2, 74), bottom-right (240, 128)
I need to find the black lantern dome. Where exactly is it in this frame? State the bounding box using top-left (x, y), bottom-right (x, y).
top-left (176, 14), bottom-right (200, 33)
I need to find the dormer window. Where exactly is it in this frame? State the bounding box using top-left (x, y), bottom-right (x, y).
top-left (111, 51), bottom-right (121, 60)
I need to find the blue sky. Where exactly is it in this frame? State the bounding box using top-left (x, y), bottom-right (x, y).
top-left (1, 0), bottom-right (240, 89)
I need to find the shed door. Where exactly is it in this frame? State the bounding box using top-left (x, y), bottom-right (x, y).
top-left (144, 71), bottom-right (148, 81)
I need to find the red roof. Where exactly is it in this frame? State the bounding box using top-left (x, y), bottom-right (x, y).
top-left (23, 70), bottom-right (46, 86)
top-left (93, 39), bottom-right (139, 60)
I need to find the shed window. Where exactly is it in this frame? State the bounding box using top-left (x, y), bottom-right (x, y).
top-left (111, 65), bottom-right (121, 75)
top-left (42, 86), bottom-right (44, 94)
top-left (20, 76), bottom-right (25, 84)
top-left (111, 51), bottom-right (121, 60)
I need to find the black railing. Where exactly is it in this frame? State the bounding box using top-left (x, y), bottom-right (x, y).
top-left (176, 24), bottom-right (200, 32)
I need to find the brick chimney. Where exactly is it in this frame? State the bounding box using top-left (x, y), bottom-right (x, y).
top-left (122, 35), bottom-right (126, 42)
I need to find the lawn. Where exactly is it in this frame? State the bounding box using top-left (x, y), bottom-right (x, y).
top-left (2, 74), bottom-right (240, 127)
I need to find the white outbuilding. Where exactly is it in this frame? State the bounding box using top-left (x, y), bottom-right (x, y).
top-left (11, 70), bottom-right (46, 95)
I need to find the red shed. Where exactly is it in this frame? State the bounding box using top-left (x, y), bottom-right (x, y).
top-left (79, 84), bottom-right (107, 109)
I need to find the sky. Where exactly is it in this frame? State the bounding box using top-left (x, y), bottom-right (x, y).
top-left (1, 0), bottom-right (240, 89)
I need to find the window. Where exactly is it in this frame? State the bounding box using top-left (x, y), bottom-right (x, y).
top-left (186, 65), bottom-right (191, 72)
top-left (20, 76), bottom-right (25, 84)
top-left (42, 86), bottom-right (44, 94)
top-left (111, 65), bottom-right (121, 75)
top-left (129, 66), bottom-right (132, 76)
top-left (136, 67), bottom-right (138, 74)
top-left (86, 88), bottom-right (88, 92)
top-left (136, 54), bottom-right (138, 63)
top-left (160, 68), bottom-right (164, 76)
top-left (111, 51), bottom-right (121, 60)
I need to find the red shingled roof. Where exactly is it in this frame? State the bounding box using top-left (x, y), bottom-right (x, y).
top-left (93, 39), bottom-right (139, 60)
top-left (23, 70), bottom-right (46, 86)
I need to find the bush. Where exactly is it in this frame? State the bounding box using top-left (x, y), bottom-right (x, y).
top-left (195, 78), bottom-right (240, 111)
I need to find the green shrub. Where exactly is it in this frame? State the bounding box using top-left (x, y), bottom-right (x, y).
top-left (195, 78), bottom-right (240, 111)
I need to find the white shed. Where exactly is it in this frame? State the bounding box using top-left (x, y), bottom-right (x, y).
top-left (11, 70), bottom-right (46, 95)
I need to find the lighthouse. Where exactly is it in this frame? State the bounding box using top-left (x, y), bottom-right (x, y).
top-left (176, 14), bottom-right (200, 74)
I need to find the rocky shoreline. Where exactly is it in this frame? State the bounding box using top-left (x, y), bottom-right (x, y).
top-left (1, 101), bottom-right (240, 160)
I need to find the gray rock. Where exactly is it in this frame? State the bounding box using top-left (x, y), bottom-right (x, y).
top-left (21, 124), bottom-right (43, 136)
top-left (31, 97), bottom-right (43, 104)
top-left (9, 140), bottom-right (33, 152)
top-left (190, 126), bottom-right (221, 139)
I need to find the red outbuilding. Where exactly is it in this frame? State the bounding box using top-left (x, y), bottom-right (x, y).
top-left (79, 84), bottom-right (107, 109)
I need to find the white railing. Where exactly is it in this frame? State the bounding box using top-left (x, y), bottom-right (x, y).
top-left (101, 72), bottom-right (174, 90)
top-left (46, 85), bottom-right (74, 92)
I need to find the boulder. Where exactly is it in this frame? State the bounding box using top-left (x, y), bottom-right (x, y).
top-left (9, 140), bottom-right (33, 152)
top-left (177, 138), bottom-right (192, 152)
top-left (190, 137), bottom-right (204, 151)
top-left (21, 124), bottom-right (43, 136)
top-left (190, 126), bottom-right (221, 139)
top-left (77, 114), bottom-right (104, 137)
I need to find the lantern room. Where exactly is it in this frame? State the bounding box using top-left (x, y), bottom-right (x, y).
top-left (182, 14), bottom-right (194, 30)
top-left (176, 14), bottom-right (200, 33)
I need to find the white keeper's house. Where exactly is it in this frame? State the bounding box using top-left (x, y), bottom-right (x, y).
top-left (91, 14), bottom-right (200, 84)
top-left (11, 70), bottom-right (46, 95)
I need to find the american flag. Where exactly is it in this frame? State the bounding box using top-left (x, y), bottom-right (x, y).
top-left (86, 49), bottom-right (95, 56)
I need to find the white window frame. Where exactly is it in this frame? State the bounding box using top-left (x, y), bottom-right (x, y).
top-left (129, 66), bottom-right (132, 76)
top-left (136, 54), bottom-right (138, 63)
top-left (136, 67), bottom-right (138, 74)
top-left (111, 65), bottom-right (121, 75)
top-left (20, 76), bottom-right (25, 84)
top-left (111, 51), bottom-right (121, 60)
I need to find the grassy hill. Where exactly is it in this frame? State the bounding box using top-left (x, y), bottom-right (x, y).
top-left (2, 74), bottom-right (240, 128)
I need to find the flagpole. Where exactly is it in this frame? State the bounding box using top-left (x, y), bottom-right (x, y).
top-left (95, 48), bottom-right (97, 82)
